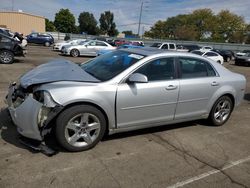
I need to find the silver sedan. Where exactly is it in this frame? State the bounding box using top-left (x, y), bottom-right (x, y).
top-left (6, 48), bottom-right (246, 151)
top-left (61, 40), bottom-right (116, 57)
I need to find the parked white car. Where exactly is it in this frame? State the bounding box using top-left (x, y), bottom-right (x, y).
top-left (61, 40), bottom-right (116, 57)
top-left (200, 46), bottom-right (213, 52)
top-left (191, 50), bottom-right (224, 64)
top-left (53, 39), bottom-right (87, 51)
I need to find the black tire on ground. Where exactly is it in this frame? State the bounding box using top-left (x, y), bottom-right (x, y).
top-left (44, 41), bottom-right (51, 47)
top-left (70, 49), bottom-right (80, 57)
top-left (208, 96), bottom-right (233, 126)
top-left (0, 50), bottom-right (14, 64)
top-left (55, 105), bottom-right (106, 152)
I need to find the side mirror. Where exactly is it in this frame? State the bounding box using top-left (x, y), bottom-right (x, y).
top-left (127, 73), bottom-right (148, 83)
top-left (84, 44), bottom-right (88, 47)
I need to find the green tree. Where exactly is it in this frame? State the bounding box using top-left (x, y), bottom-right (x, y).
top-left (45, 18), bottom-right (56, 32)
top-left (122, 30), bottom-right (138, 37)
top-left (99, 11), bottom-right (118, 36)
top-left (144, 8), bottom-right (248, 43)
top-left (54, 9), bottom-right (76, 33)
top-left (144, 20), bottom-right (168, 39)
top-left (216, 10), bottom-right (246, 42)
top-left (78, 12), bottom-right (99, 35)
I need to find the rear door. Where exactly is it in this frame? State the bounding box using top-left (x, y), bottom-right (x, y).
top-left (116, 57), bottom-right (179, 128)
top-left (175, 57), bottom-right (219, 120)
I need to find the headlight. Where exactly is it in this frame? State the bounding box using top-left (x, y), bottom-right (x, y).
top-left (33, 90), bottom-right (58, 107)
top-left (247, 59), bottom-right (250, 62)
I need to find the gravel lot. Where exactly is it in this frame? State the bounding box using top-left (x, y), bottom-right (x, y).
top-left (0, 45), bottom-right (250, 188)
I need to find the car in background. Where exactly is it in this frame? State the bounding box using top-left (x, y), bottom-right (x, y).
top-left (191, 50), bottom-right (224, 64)
top-left (114, 39), bottom-right (130, 46)
top-left (236, 50), bottom-right (250, 57)
top-left (151, 42), bottom-right (177, 50)
top-left (0, 27), bottom-right (13, 37)
top-left (61, 40), bottom-right (116, 57)
top-left (178, 44), bottom-right (201, 52)
top-left (130, 41), bottom-right (144, 46)
top-left (211, 49), bottom-right (234, 62)
top-left (0, 33), bottom-right (26, 64)
top-left (5, 48), bottom-right (246, 151)
top-left (200, 46), bottom-right (213, 52)
top-left (26, 33), bottom-right (54, 46)
top-left (235, 53), bottom-right (250, 66)
top-left (176, 45), bottom-right (189, 52)
top-left (53, 39), bottom-right (87, 51)
top-left (97, 44), bottom-right (143, 56)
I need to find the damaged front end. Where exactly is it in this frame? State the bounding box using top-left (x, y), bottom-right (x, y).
top-left (5, 82), bottom-right (63, 141)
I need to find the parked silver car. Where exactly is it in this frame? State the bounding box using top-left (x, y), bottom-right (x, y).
top-left (61, 40), bottom-right (116, 57)
top-left (5, 48), bottom-right (246, 151)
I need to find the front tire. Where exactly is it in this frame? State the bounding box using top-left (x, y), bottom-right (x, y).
top-left (44, 41), bottom-right (51, 47)
top-left (70, 49), bottom-right (80, 57)
top-left (0, 50), bottom-right (14, 64)
top-left (56, 105), bottom-right (106, 151)
top-left (209, 96), bottom-right (233, 126)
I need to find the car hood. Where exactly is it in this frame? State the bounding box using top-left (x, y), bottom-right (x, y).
top-left (20, 59), bottom-right (99, 89)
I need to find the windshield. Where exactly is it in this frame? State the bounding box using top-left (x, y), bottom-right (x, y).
top-left (81, 50), bottom-right (145, 81)
top-left (151, 43), bottom-right (161, 47)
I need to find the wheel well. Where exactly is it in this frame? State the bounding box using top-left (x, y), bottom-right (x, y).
top-left (71, 48), bottom-right (79, 52)
top-left (222, 93), bottom-right (235, 109)
top-left (58, 102), bottom-right (109, 134)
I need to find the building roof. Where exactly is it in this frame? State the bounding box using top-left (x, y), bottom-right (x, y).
top-left (0, 11), bottom-right (45, 19)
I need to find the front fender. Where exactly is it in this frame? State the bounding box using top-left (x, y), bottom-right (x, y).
top-left (43, 84), bottom-right (117, 130)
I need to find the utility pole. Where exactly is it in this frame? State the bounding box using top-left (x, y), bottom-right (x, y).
top-left (137, 1), bottom-right (143, 37)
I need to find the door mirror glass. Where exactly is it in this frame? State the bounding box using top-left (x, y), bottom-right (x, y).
top-left (128, 73), bottom-right (148, 83)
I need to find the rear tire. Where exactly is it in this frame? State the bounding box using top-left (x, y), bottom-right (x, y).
top-left (0, 50), bottom-right (14, 64)
top-left (56, 105), bottom-right (106, 151)
top-left (208, 96), bottom-right (233, 126)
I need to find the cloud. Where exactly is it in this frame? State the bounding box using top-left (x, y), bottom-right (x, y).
top-left (0, 0), bottom-right (249, 34)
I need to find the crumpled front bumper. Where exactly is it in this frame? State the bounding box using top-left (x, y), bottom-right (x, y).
top-left (6, 85), bottom-right (44, 141)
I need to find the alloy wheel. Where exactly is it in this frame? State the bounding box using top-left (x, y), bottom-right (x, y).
top-left (65, 113), bottom-right (101, 147)
top-left (213, 100), bottom-right (231, 124)
top-left (0, 51), bottom-right (13, 64)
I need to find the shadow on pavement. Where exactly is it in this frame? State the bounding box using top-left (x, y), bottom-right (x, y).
top-left (0, 106), bottom-right (205, 155)
top-left (244, 93), bottom-right (250, 101)
top-left (0, 108), bottom-right (27, 150)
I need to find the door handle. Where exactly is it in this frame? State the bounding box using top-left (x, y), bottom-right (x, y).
top-left (211, 81), bottom-right (219, 86)
top-left (165, 85), bottom-right (177, 90)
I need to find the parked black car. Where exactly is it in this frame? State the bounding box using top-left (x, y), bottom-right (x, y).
top-left (26, 33), bottom-right (54, 46)
top-left (212, 49), bottom-right (234, 62)
top-left (0, 33), bottom-right (26, 64)
top-left (0, 28), bottom-right (13, 37)
top-left (235, 53), bottom-right (250, 66)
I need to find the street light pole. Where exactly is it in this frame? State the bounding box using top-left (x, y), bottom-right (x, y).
top-left (137, 1), bottom-right (143, 37)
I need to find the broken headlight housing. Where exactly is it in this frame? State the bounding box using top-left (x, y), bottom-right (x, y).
top-left (33, 90), bottom-right (58, 107)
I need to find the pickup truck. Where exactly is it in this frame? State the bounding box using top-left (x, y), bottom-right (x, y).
top-left (151, 42), bottom-right (177, 50)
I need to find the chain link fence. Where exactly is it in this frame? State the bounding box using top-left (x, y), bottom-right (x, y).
top-left (46, 32), bottom-right (250, 52)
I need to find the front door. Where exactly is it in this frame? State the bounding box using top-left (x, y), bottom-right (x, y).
top-left (116, 57), bottom-right (179, 128)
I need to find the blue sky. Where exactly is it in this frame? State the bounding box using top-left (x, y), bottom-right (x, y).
top-left (1, 0), bottom-right (250, 34)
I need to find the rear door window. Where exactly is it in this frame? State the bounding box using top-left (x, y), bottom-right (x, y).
top-left (179, 57), bottom-right (216, 78)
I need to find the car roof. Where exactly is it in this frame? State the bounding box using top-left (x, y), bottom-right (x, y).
top-left (120, 47), bottom-right (199, 57)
